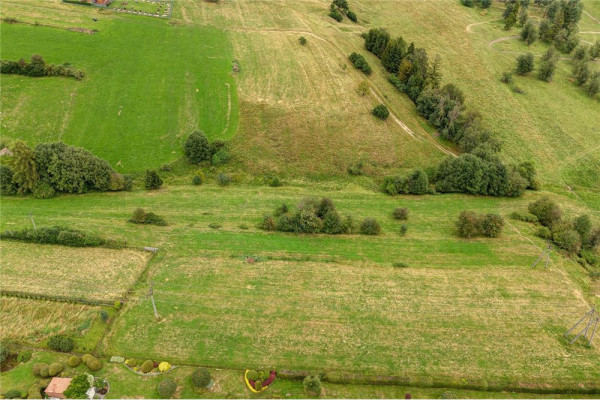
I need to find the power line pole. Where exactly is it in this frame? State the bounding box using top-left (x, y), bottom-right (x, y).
top-left (29, 212), bottom-right (37, 230)
top-left (565, 308), bottom-right (598, 346)
top-left (149, 280), bottom-right (159, 320)
top-left (531, 244), bottom-right (551, 269)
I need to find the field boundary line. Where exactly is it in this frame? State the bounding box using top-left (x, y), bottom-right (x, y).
top-left (0, 289), bottom-right (113, 306)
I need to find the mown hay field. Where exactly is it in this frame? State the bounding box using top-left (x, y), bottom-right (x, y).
top-left (0, 297), bottom-right (99, 343)
top-left (0, 241), bottom-right (149, 302)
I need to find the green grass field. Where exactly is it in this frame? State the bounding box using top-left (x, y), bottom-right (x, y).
top-left (1, 1), bottom-right (237, 171)
top-left (1, 0), bottom-right (600, 398)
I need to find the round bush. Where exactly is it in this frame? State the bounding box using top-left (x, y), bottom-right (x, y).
top-left (255, 380), bottom-right (262, 391)
top-left (141, 359), bottom-right (155, 373)
top-left (192, 368), bottom-right (211, 389)
top-left (393, 208), bottom-right (408, 220)
top-left (82, 354), bottom-right (93, 365)
top-left (372, 104), bottom-right (389, 120)
top-left (100, 310), bottom-right (109, 323)
top-left (217, 173), bottom-right (231, 186)
top-left (87, 358), bottom-right (102, 372)
top-left (47, 335), bottom-right (74, 352)
top-left (157, 378), bottom-right (177, 399)
top-left (68, 356), bottom-right (81, 367)
top-left (192, 172), bottom-right (204, 185)
top-left (246, 370), bottom-right (259, 381)
top-left (184, 131), bottom-right (210, 164)
top-left (158, 361), bottom-right (171, 372)
top-left (360, 218), bottom-right (381, 235)
top-left (32, 363), bottom-right (46, 377)
top-left (535, 226), bottom-right (552, 240)
top-left (125, 358), bottom-right (137, 367)
top-left (48, 362), bottom-right (64, 377)
top-left (3, 390), bottom-right (22, 399)
top-left (303, 375), bottom-right (322, 395)
top-left (258, 370), bottom-right (269, 380)
top-left (39, 364), bottom-right (50, 378)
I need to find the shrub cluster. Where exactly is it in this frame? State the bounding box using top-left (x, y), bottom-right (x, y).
top-left (82, 354), bottom-right (102, 371)
top-left (0, 226), bottom-right (120, 248)
top-left (141, 359), bottom-right (155, 373)
top-left (382, 169), bottom-right (429, 195)
top-left (128, 208), bottom-right (167, 226)
top-left (32, 362), bottom-right (63, 377)
top-left (68, 356), bottom-right (82, 367)
top-left (157, 379), bottom-right (177, 399)
top-left (3, 390), bottom-right (22, 399)
top-left (0, 165), bottom-right (16, 195)
top-left (184, 132), bottom-right (232, 166)
top-left (260, 197), bottom-right (379, 235)
top-left (47, 335), bottom-right (74, 352)
top-left (456, 211), bottom-right (505, 238)
top-left (392, 208), bottom-right (409, 220)
top-left (329, 0), bottom-right (357, 23)
top-left (527, 197), bottom-right (600, 260)
top-left (145, 170), bottom-right (163, 190)
top-left (348, 52), bottom-right (372, 75)
top-left (64, 374), bottom-right (91, 399)
top-left (1, 55), bottom-right (85, 80)
top-left (461, 0), bottom-right (491, 8)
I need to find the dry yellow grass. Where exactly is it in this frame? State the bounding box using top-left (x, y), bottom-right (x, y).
top-left (0, 297), bottom-right (98, 341)
top-left (0, 241), bottom-right (149, 302)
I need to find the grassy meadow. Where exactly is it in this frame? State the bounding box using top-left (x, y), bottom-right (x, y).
top-left (1, 0), bottom-right (238, 171)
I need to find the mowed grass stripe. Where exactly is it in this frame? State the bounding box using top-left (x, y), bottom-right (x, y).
top-left (0, 241), bottom-right (149, 302)
top-left (108, 257), bottom-right (599, 385)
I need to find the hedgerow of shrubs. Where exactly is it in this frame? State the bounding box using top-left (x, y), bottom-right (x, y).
top-left (128, 208), bottom-right (167, 226)
top-left (1, 55), bottom-right (85, 80)
top-left (157, 379), bottom-right (177, 398)
top-left (456, 211), bottom-right (504, 238)
top-left (260, 197), bottom-right (377, 235)
top-left (32, 362), bottom-right (63, 378)
top-left (192, 368), bottom-right (211, 389)
top-left (348, 52), bottom-right (372, 75)
top-left (383, 169), bottom-right (429, 195)
top-left (47, 335), bottom-right (74, 352)
top-left (0, 226), bottom-right (120, 248)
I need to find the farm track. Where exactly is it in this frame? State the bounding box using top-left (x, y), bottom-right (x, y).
top-left (230, 26), bottom-right (458, 157)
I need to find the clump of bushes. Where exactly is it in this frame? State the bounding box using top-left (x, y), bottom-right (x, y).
top-left (303, 375), bottom-right (322, 395)
top-left (217, 173), bottom-right (232, 186)
top-left (348, 52), bottom-right (372, 75)
top-left (0, 165), bottom-right (16, 195)
top-left (329, 0), bottom-right (357, 23)
top-left (82, 354), bottom-right (102, 371)
top-left (47, 335), bottom-right (74, 352)
top-left (1, 55), bottom-right (85, 80)
top-left (157, 379), bottom-right (177, 398)
top-left (33, 362), bottom-right (63, 377)
top-left (528, 197), bottom-right (562, 227)
top-left (372, 104), bottom-right (389, 120)
top-left (2, 390), bottom-right (22, 399)
top-left (128, 208), bottom-right (167, 226)
top-left (192, 171), bottom-right (204, 185)
top-left (383, 169), bottom-right (429, 195)
top-left (64, 374), bottom-right (91, 399)
top-left (192, 368), bottom-right (211, 389)
top-left (360, 218), bottom-right (381, 235)
top-left (0, 226), bottom-right (118, 247)
top-left (145, 170), bottom-right (163, 190)
top-left (456, 211), bottom-right (504, 238)
top-left (32, 181), bottom-right (56, 199)
top-left (392, 208), bottom-right (408, 220)
top-left (48, 362), bottom-right (64, 376)
top-left (509, 211), bottom-right (538, 223)
top-left (125, 358), bottom-right (137, 367)
top-left (184, 131), bottom-right (232, 166)
top-left (17, 351), bottom-right (32, 363)
top-left (347, 161), bottom-right (364, 176)
top-left (299, 36), bottom-right (308, 45)
top-left (260, 197), bottom-right (374, 235)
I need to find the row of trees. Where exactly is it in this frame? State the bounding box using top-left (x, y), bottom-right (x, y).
top-left (348, 52), bottom-right (372, 75)
top-left (0, 141), bottom-right (131, 198)
top-left (1, 55), bottom-right (85, 80)
top-left (363, 27), bottom-right (540, 198)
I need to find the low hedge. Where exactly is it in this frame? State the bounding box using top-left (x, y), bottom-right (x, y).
top-left (0, 289), bottom-right (113, 306)
top-left (0, 226), bottom-right (125, 248)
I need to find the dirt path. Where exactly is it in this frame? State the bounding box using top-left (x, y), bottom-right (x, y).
top-left (583, 10), bottom-right (600, 26)
top-left (220, 83), bottom-right (232, 137)
top-left (465, 17), bottom-right (502, 33)
top-left (232, 26), bottom-right (458, 157)
top-left (580, 31), bottom-right (600, 34)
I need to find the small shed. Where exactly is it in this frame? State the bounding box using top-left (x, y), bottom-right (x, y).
top-left (45, 377), bottom-right (72, 399)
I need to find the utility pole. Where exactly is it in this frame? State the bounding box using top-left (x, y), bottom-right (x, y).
top-left (532, 244), bottom-right (551, 268)
top-left (29, 212), bottom-right (37, 230)
top-left (149, 280), bottom-right (159, 320)
top-left (565, 308), bottom-right (598, 346)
